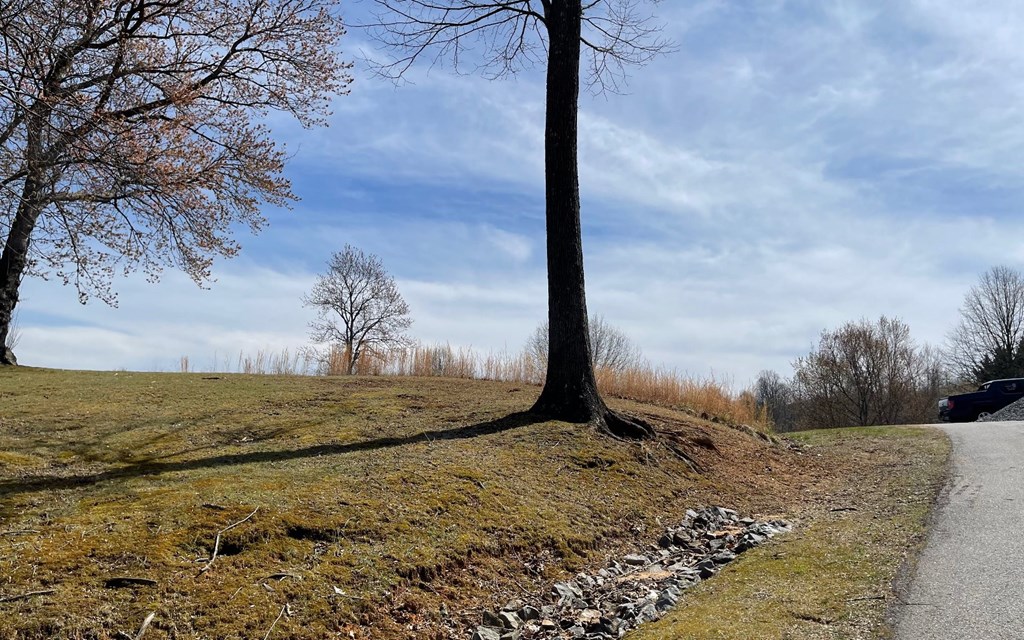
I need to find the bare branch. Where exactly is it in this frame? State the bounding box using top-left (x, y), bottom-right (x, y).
top-left (361, 0), bottom-right (671, 91)
top-left (0, 0), bottom-right (354, 330)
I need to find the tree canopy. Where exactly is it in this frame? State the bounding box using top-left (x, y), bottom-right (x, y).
top-left (304, 245), bottom-right (413, 375)
top-left (946, 266), bottom-right (1024, 384)
top-left (0, 0), bottom-right (353, 360)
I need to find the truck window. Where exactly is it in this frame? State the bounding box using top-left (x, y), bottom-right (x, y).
top-left (1005, 382), bottom-right (1019, 393)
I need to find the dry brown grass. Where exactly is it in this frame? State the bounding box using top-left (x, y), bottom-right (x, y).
top-left (0, 368), bottom-right (949, 640)
top-left (633, 426), bottom-right (950, 639)
top-left (201, 343), bottom-right (769, 429)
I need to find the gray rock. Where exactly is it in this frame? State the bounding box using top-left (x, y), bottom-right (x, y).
top-left (498, 611), bottom-right (523, 629)
top-left (656, 589), bottom-right (678, 610)
top-left (553, 581), bottom-right (584, 600)
top-left (519, 605), bottom-right (540, 621)
top-left (472, 626), bottom-right (503, 640)
top-left (465, 506), bottom-right (791, 639)
top-left (637, 603), bottom-right (659, 623)
top-left (713, 550), bottom-right (738, 565)
top-left (0, 347), bottom-right (16, 366)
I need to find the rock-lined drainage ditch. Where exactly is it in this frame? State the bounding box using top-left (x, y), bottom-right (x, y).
top-left (470, 507), bottom-right (791, 640)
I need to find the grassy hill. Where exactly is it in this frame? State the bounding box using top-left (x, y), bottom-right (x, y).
top-left (0, 368), bottom-right (947, 639)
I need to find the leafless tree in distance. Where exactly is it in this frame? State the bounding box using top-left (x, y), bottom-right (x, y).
top-left (0, 0), bottom-right (354, 365)
top-left (945, 265), bottom-right (1024, 384)
top-left (527, 314), bottom-right (642, 375)
top-left (751, 370), bottom-right (796, 432)
top-left (304, 245), bottom-right (413, 375)
top-left (791, 316), bottom-right (941, 429)
top-left (363, 0), bottom-right (670, 438)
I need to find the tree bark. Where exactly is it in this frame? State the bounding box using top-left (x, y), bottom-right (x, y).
top-left (0, 112), bottom-right (46, 365)
top-left (529, 1), bottom-right (652, 439)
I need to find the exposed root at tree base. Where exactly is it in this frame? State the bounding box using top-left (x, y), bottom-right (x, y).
top-left (598, 409), bottom-right (657, 441)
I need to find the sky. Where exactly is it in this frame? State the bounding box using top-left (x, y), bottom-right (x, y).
top-left (14, 0), bottom-right (1024, 387)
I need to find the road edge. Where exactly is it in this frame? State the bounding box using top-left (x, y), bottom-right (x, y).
top-left (884, 424), bottom-right (955, 637)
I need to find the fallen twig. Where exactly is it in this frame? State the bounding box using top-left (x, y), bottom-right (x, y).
top-left (265, 572), bottom-right (301, 581)
top-left (0, 530), bottom-right (40, 536)
top-left (133, 612), bottom-right (156, 640)
top-left (0, 589), bottom-right (55, 602)
top-left (262, 604), bottom-right (287, 640)
top-left (105, 577), bottom-right (158, 588)
top-left (847, 594), bottom-right (885, 602)
top-left (199, 506), bottom-right (260, 574)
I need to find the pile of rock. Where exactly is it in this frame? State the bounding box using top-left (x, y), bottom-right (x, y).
top-left (981, 397), bottom-right (1024, 421)
top-left (471, 507), bottom-right (790, 640)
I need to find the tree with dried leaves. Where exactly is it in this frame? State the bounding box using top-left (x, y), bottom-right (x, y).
top-left (945, 265), bottom-right (1024, 384)
top-left (791, 316), bottom-right (943, 429)
top-left (363, 0), bottom-right (669, 438)
top-left (304, 245), bottom-right (413, 375)
top-left (526, 314), bottom-right (642, 376)
top-left (0, 0), bottom-right (354, 365)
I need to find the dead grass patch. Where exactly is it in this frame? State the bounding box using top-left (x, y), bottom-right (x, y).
top-left (0, 369), bottom-right (945, 639)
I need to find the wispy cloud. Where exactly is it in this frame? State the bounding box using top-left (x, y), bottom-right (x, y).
top-left (16, 0), bottom-right (1024, 387)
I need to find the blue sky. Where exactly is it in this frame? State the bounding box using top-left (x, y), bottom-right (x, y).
top-left (15, 0), bottom-right (1024, 386)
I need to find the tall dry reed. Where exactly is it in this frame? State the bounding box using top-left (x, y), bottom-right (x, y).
top-left (182, 342), bottom-right (769, 428)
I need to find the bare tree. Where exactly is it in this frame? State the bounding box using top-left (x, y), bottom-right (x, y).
top-left (751, 370), bottom-right (796, 432)
top-left (0, 0), bottom-right (354, 365)
top-left (363, 0), bottom-right (669, 438)
top-left (526, 314), bottom-right (642, 375)
top-left (304, 245), bottom-right (413, 375)
top-left (791, 316), bottom-right (939, 429)
top-left (945, 265), bottom-right (1024, 384)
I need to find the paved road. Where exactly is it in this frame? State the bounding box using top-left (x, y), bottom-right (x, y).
top-left (894, 421), bottom-right (1024, 639)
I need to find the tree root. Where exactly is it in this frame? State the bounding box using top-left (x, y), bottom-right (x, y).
top-left (598, 409), bottom-right (656, 441)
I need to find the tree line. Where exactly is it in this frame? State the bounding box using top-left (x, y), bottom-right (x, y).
top-left (755, 265), bottom-right (1024, 431)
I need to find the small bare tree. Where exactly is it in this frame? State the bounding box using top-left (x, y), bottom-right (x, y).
top-left (526, 314), bottom-right (642, 375)
top-left (363, 0), bottom-right (670, 438)
top-left (0, 0), bottom-right (354, 365)
top-left (791, 316), bottom-right (939, 429)
top-left (751, 370), bottom-right (796, 432)
top-left (945, 265), bottom-right (1024, 384)
top-left (304, 245), bottom-right (413, 375)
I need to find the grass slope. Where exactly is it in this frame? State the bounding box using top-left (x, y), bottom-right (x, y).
top-left (0, 369), bottom-right (948, 639)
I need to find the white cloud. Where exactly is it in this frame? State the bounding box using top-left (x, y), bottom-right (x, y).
top-left (13, 0), bottom-right (1024, 390)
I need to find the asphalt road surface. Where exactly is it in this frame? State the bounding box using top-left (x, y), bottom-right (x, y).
top-left (894, 421), bottom-right (1024, 639)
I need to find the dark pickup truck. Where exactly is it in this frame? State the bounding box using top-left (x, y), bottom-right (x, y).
top-left (938, 378), bottom-right (1024, 422)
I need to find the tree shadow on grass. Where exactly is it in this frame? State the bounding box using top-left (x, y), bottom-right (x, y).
top-left (0, 412), bottom-right (542, 498)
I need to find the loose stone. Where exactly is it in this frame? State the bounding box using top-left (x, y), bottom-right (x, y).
top-left (469, 506), bottom-right (791, 639)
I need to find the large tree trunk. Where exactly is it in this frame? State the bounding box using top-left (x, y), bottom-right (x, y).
top-left (0, 200), bottom-right (41, 366)
top-left (529, 1), bottom-right (652, 439)
top-left (0, 114), bottom-right (46, 365)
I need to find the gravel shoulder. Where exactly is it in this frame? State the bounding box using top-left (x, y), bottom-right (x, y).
top-left (894, 421), bottom-right (1024, 640)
